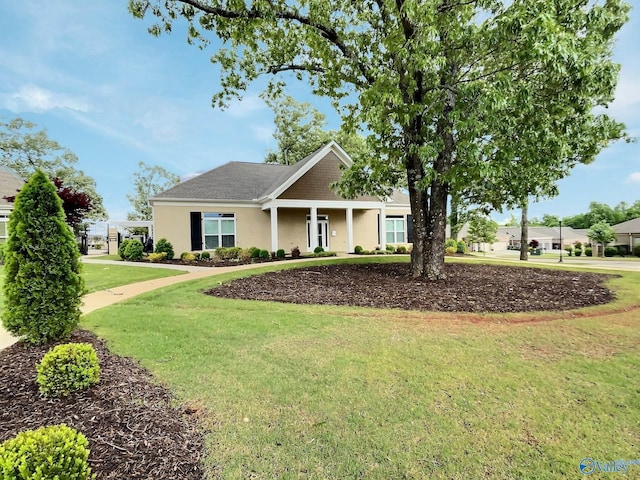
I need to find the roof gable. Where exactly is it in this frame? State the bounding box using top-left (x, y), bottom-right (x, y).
top-left (0, 166), bottom-right (25, 207)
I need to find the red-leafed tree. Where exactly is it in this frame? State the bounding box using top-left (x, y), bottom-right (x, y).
top-left (4, 177), bottom-right (93, 233)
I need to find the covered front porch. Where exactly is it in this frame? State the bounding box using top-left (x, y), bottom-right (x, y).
top-left (262, 199), bottom-right (391, 253)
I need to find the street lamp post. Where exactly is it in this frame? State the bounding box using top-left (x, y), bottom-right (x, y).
top-left (558, 220), bottom-right (563, 263)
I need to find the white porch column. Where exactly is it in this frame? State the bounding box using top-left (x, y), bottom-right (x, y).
top-left (270, 206), bottom-right (278, 253)
top-left (310, 206), bottom-right (318, 251)
top-left (346, 207), bottom-right (354, 253)
top-left (379, 206), bottom-right (386, 248)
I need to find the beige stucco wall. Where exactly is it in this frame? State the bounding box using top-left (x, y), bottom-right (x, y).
top-left (154, 202), bottom-right (413, 254)
top-left (152, 203), bottom-right (271, 254)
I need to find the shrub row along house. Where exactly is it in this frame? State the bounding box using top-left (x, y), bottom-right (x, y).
top-left (150, 142), bottom-right (412, 255)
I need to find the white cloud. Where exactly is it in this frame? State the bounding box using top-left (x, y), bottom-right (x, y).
top-left (1, 84), bottom-right (90, 113)
top-left (628, 172), bottom-right (640, 183)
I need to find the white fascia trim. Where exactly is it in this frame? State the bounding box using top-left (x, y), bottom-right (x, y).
top-left (151, 199), bottom-right (260, 209)
top-left (261, 198), bottom-right (386, 211)
top-left (261, 141), bottom-right (354, 201)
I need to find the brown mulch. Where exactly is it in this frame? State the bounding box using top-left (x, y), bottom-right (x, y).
top-left (205, 262), bottom-right (617, 313)
top-left (0, 330), bottom-right (205, 479)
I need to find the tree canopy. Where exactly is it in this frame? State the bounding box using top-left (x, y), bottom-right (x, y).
top-left (127, 161), bottom-right (181, 221)
top-left (130, 0), bottom-right (630, 279)
top-left (264, 94), bottom-right (367, 165)
top-left (0, 118), bottom-right (106, 222)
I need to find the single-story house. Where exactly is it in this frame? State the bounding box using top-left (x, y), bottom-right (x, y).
top-left (0, 166), bottom-right (25, 243)
top-left (151, 142), bottom-right (412, 254)
top-left (612, 217), bottom-right (640, 253)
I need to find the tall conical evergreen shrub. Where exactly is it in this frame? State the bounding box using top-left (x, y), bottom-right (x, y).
top-left (2, 170), bottom-right (84, 344)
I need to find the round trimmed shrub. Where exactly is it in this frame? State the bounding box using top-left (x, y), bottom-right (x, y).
top-left (585, 247), bottom-right (593, 257)
top-left (259, 249), bottom-right (270, 259)
top-left (313, 246), bottom-right (325, 254)
top-left (250, 247), bottom-right (261, 259)
top-left (634, 244), bottom-right (640, 257)
top-left (118, 239), bottom-right (132, 260)
top-left (604, 246), bottom-right (617, 257)
top-left (201, 251), bottom-right (211, 260)
top-left (36, 343), bottom-right (101, 397)
top-left (574, 248), bottom-right (582, 257)
top-left (276, 248), bottom-right (285, 259)
top-left (123, 239), bottom-right (144, 261)
top-left (445, 246), bottom-right (456, 256)
top-left (0, 424), bottom-right (95, 479)
top-left (354, 245), bottom-right (364, 254)
top-left (154, 238), bottom-right (175, 260)
top-left (148, 252), bottom-right (167, 263)
top-left (456, 241), bottom-right (467, 254)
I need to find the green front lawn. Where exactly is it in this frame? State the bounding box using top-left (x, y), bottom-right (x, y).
top-left (0, 263), bottom-right (185, 307)
top-left (82, 260), bottom-right (640, 479)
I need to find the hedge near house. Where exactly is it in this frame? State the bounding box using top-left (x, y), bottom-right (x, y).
top-left (2, 170), bottom-right (84, 345)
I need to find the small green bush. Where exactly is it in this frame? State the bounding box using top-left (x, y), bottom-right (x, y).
top-left (354, 245), bottom-right (364, 254)
top-left (259, 249), bottom-right (270, 259)
top-left (633, 244), bottom-right (640, 257)
top-left (385, 244), bottom-right (395, 253)
top-left (154, 238), bottom-right (175, 260)
top-left (181, 252), bottom-right (197, 262)
top-left (215, 247), bottom-right (242, 260)
top-left (276, 248), bottom-right (285, 259)
top-left (122, 240), bottom-right (144, 261)
top-left (456, 241), bottom-right (467, 254)
top-left (250, 247), bottom-right (261, 259)
top-left (574, 248), bottom-right (582, 257)
top-left (574, 241), bottom-right (583, 249)
top-left (0, 424), bottom-right (95, 480)
top-left (585, 247), bottom-right (593, 257)
top-left (604, 246), bottom-right (617, 257)
top-left (445, 246), bottom-right (456, 256)
top-left (396, 245), bottom-right (407, 254)
top-left (118, 239), bottom-right (132, 260)
top-left (201, 251), bottom-right (211, 260)
top-left (291, 246), bottom-right (301, 258)
top-left (314, 251), bottom-right (337, 257)
top-left (313, 246), bottom-right (325, 254)
top-left (445, 239), bottom-right (457, 249)
top-left (36, 343), bottom-right (100, 398)
top-left (148, 252), bottom-right (167, 263)
top-left (564, 246), bottom-right (573, 256)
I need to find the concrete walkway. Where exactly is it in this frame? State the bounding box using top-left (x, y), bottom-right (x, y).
top-left (0, 258), bottom-right (283, 351)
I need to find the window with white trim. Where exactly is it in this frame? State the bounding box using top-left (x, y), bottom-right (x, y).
top-left (204, 213), bottom-right (236, 248)
top-left (0, 214), bottom-right (8, 244)
top-left (385, 216), bottom-right (405, 243)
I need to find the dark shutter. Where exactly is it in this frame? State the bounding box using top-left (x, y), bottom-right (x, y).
top-left (407, 215), bottom-right (414, 243)
top-left (190, 212), bottom-right (202, 251)
top-left (377, 213), bottom-right (380, 245)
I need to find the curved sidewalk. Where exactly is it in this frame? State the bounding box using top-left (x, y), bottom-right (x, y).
top-left (0, 259), bottom-right (276, 351)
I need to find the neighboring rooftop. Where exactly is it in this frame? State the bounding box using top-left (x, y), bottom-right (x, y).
top-left (0, 166), bottom-right (25, 206)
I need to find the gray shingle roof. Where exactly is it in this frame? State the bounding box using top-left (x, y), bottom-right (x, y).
top-left (612, 217), bottom-right (640, 234)
top-left (152, 144), bottom-right (335, 202)
top-left (152, 162), bottom-right (291, 201)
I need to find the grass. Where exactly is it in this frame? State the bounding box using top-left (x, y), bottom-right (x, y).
top-left (0, 263), bottom-right (184, 307)
top-left (81, 258), bottom-right (640, 479)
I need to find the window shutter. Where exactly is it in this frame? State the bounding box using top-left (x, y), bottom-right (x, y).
top-left (190, 212), bottom-right (202, 250)
top-left (377, 213), bottom-right (380, 245)
top-left (407, 215), bottom-right (414, 243)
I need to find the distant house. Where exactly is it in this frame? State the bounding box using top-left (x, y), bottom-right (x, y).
top-left (150, 142), bottom-right (412, 254)
top-left (0, 166), bottom-right (25, 244)
top-left (612, 217), bottom-right (640, 254)
top-left (458, 224), bottom-right (589, 251)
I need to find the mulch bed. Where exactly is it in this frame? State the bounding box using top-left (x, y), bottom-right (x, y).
top-left (0, 330), bottom-right (205, 479)
top-left (205, 262), bottom-right (617, 313)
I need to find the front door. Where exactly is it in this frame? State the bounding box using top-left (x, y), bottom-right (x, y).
top-left (307, 215), bottom-right (329, 251)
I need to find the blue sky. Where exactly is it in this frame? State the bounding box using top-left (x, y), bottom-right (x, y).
top-left (0, 0), bottom-right (638, 223)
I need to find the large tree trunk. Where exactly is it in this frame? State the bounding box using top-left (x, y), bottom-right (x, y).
top-left (450, 193), bottom-right (461, 240)
top-left (407, 151), bottom-right (428, 278)
top-left (520, 201), bottom-right (528, 261)
top-left (423, 180), bottom-right (449, 280)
